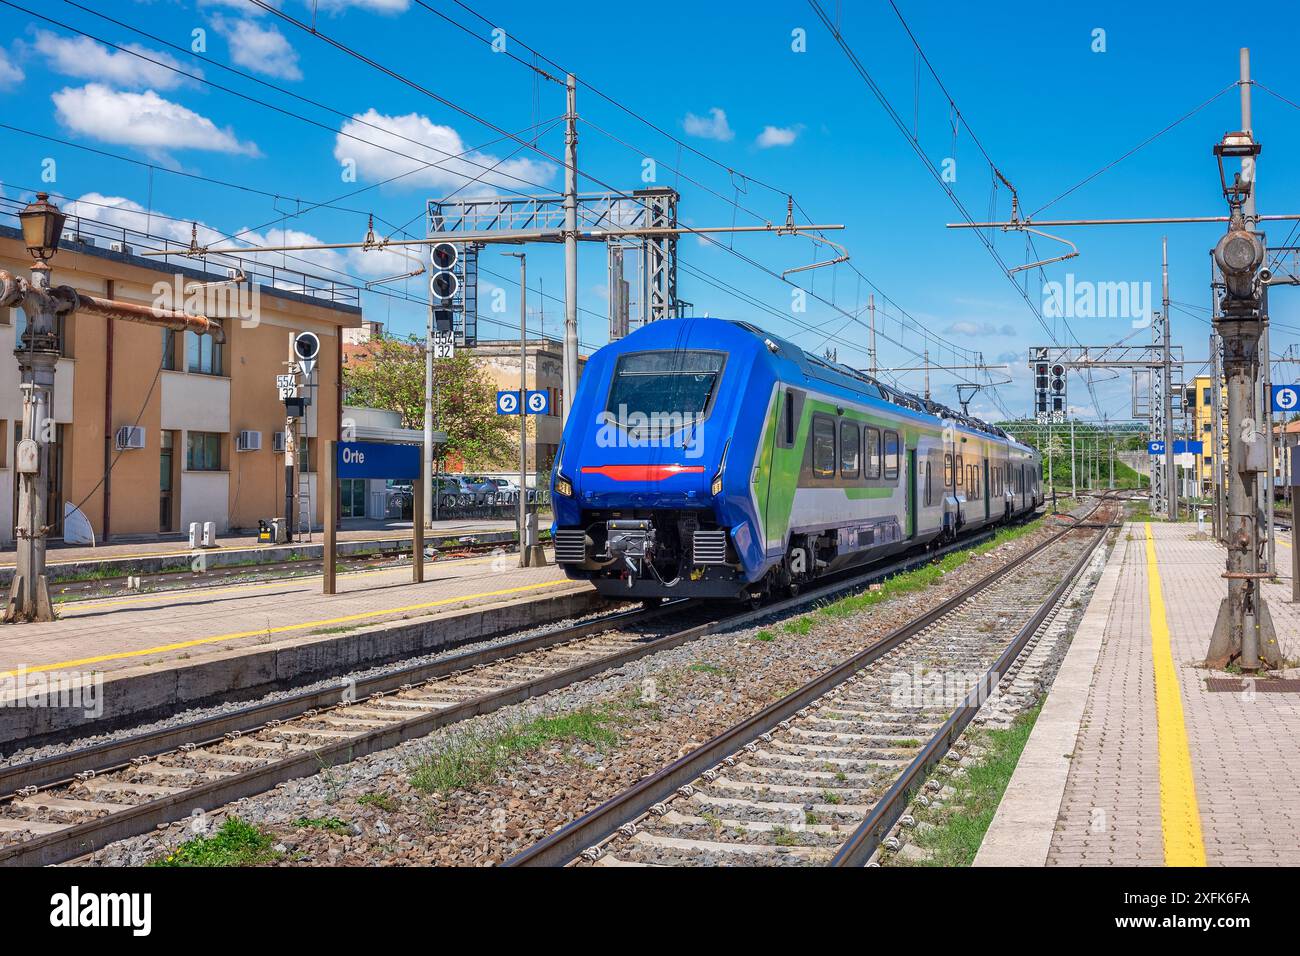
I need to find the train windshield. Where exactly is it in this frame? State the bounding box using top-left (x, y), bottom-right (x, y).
top-left (605, 350), bottom-right (724, 433)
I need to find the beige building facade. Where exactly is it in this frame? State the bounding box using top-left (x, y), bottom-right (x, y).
top-left (0, 225), bottom-right (360, 545)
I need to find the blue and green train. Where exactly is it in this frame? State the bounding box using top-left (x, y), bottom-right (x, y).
top-left (550, 318), bottom-right (1042, 600)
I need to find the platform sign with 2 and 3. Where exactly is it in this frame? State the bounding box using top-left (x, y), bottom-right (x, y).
top-left (496, 390), bottom-right (549, 415)
top-left (1272, 385), bottom-right (1300, 413)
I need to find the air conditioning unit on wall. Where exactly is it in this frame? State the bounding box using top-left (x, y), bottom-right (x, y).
top-left (236, 430), bottom-right (262, 452)
top-left (273, 431), bottom-right (287, 452)
top-left (114, 425), bottom-right (145, 451)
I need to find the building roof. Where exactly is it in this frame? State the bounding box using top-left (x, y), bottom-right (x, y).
top-left (0, 219), bottom-right (362, 321)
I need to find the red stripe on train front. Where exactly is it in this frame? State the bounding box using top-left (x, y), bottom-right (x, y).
top-left (579, 464), bottom-right (706, 481)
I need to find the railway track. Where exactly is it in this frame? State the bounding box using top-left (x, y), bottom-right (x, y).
top-left (505, 495), bottom-right (1121, 867)
top-left (0, 521), bottom-right (1016, 867)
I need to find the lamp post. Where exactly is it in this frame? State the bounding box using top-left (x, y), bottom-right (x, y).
top-left (1, 193), bottom-right (224, 622)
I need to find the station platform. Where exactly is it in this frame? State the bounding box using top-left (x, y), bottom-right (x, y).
top-left (977, 521), bottom-right (1300, 866)
top-left (0, 550), bottom-right (601, 747)
top-left (0, 518), bottom-right (527, 586)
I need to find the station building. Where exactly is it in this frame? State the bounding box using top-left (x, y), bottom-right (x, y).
top-left (0, 222), bottom-right (361, 546)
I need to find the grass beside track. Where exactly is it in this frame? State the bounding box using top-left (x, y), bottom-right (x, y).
top-left (408, 707), bottom-right (623, 795)
top-left (152, 816), bottom-right (281, 867)
top-left (892, 703), bottom-right (1042, 867)
top-left (780, 516), bottom-right (1045, 634)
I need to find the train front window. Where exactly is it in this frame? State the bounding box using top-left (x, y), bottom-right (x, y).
top-left (606, 350), bottom-right (725, 436)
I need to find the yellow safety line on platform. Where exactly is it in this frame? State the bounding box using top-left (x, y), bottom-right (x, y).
top-left (0, 578), bottom-right (573, 679)
top-left (55, 553), bottom-right (509, 614)
top-left (1144, 522), bottom-right (1206, 867)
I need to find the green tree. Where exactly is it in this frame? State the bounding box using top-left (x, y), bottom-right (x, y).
top-left (343, 336), bottom-right (513, 469)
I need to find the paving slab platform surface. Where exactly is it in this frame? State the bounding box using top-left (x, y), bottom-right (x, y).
top-left (977, 521), bottom-right (1300, 867)
top-left (0, 552), bottom-right (601, 746)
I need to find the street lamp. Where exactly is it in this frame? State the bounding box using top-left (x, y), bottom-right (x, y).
top-left (18, 192), bottom-right (66, 265)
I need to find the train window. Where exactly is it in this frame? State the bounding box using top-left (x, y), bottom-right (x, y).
top-left (606, 350), bottom-right (725, 437)
top-left (865, 427), bottom-right (881, 479)
top-left (955, 454), bottom-right (964, 486)
top-left (883, 430), bottom-right (900, 480)
top-left (840, 421), bottom-right (860, 478)
top-left (812, 416), bottom-right (836, 478)
top-left (944, 452), bottom-right (953, 487)
top-left (783, 390), bottom-right (796, 446)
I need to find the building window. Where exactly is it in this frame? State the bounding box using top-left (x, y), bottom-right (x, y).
top-left (186, 431), bottom-right (223, 471)
top-left (297, 436), bottom-right (316, 473)
top-left (1203, 387), bottom-right (1212, 407)
top-left (162, 329), bottom-right (179, 371)
top-left (186, 330), bottom-right (223, 375)
top-left (15, 307), bottom-right (69, 356)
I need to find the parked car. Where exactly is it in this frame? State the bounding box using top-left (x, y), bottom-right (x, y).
top-left (434, 477), bottom-right (473, 510)
top-left (462, 476), bottom-right (500, 504)
top-left (486, 477), bottom-right (521, 503)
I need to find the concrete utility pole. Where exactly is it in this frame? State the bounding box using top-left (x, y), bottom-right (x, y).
top-left (423, 284), bottom-right (434, 524)
top-left (1206, 49), bottom-right (1281, 670)
top-left (1162, 238), bottom-right (1176, 520)
top-left (506, 252), bottom-right (529, 568)
top-left (1070, 416), bottom-right (1077, 499)
top-left (1, 193), bottom-right (221, 622)
top-left (562, 73), bottom-right (579, 427)
top-left (868, 294), bottom-right (878, 377)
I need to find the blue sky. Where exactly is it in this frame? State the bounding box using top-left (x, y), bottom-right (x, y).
top-left (1, 0), bottom-right (1297, 423)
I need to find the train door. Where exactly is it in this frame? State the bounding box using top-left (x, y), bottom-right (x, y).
top-left (763, 386), bottom-right (802, 555)
top-left (983, 458), bottom-right (990, 521)
top-left (907, 449), bottom-right (918, 539)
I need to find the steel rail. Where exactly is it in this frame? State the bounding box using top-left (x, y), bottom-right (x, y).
top-left (0, 602), bottom-right (677, 796)
top-left (504, 498), bottom-right (1113, 867)
top-left (830, 505), bottom-right (1118, 865)
top-left (0, 523), bottom-right (1012, 867)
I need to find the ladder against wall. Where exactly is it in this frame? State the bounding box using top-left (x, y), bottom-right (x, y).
top-left (296, 470), bottom-right (313, 543)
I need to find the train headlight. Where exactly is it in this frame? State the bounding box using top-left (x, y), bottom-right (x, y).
top-left (555, 474), bottom-right (573, 498)
top-left (711, 474), bottom-right (724, 496)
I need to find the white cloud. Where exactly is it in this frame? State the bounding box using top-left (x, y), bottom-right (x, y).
top-left (333, 108), bottom-right (553, 194)
top-left (52, 84), bottom-right (260, 158)
top-left (63, 192), bottom-right (346, 276)
top-left (33, 31), bottom-right (196, 90)
top-left (347, 244), bottom-right (425, 280)
top-left (944, 320), bottom-right (1017, 337)
top-left (312, 0), bottom-right (410, 12)
top-left (197, 0), bottom-right (281, 12)
top-left (0, 47), bottom-right (23, 89)
top-left (683, 107), bottom-right (734, 142)
top-left (210, 15), bottom-right (301, 81)
top-left (755, 124), bottom-right (801, 148)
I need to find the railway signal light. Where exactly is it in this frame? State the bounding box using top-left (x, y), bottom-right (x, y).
top-left (430, 241), bottom-right (459, 334)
